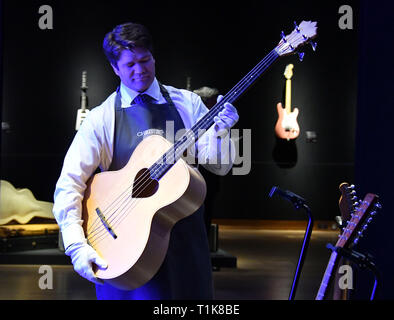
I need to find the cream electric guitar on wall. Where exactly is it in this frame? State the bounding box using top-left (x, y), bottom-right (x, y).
top-left (275, 64), bottom-right (300, 140)
top-left (82, 21), bottom-right (318, 290)
top-left (315, 189), bottom-right (381, 300)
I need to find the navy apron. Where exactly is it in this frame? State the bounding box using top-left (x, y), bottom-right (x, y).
top-left (95, 84), bottom-right (213, 300)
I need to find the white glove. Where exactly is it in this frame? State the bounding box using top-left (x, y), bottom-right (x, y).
top-left (213, 95), bottom-right (239, 138)
top-left (65, 242), bottom-right (108, 285)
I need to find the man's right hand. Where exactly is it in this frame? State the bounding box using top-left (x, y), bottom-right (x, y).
top-left (65, 242), bottom-right (108, 285)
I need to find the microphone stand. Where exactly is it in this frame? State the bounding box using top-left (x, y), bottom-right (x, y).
top-left (326, 244), bottom-right (380, 300)
top-left (269, 186), bottom-right (314, 300)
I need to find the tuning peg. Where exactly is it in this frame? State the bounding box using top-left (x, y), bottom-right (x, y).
top-left (348, 221), bottom-right (356, 227)
top-left (281, 31), bottom-right (286, 41)
top-left (370, 210), bottom-right (377, 216)
top-left (298, 52), bottom-right (305, 62)
top-left (310, 41), bottom-right (317, 51)
top-left (375, 202), bottom-right (382, 210)
top-left (294, 21), bottom-right (300, 32)
top-left (338, 234), bottom-right (348, 241)
top-left (351, 213), bottom-right (360, 220)
top-left (353, 237), bottom-right (360, 245)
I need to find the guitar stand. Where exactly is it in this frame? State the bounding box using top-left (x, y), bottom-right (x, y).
top-left (326, 244), bottom-right (380, 300)
top-left (269, 186), bottom-right (314, 300)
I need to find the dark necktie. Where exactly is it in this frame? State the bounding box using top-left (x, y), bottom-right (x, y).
top-left (132, 94), bottom-right (154, 106)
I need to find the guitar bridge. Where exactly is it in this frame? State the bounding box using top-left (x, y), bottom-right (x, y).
top-left (96, 207), bottom-right (117, 239)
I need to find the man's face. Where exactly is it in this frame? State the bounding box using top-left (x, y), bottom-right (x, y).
top-left (112, 47), bottom-right (155, 93)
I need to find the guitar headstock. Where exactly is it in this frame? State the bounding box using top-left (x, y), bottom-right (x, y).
top-left (276, 21), bottom-right (318, 60)
top-left (336, 193), bottom-right (381, 249)
top-left (338, 182), bottom-right (359, 223)
top-left (284, 64), bottom-right (294, 80)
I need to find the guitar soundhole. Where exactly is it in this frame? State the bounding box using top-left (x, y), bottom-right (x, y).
top-left (132, 168), bottom-right (159, 198)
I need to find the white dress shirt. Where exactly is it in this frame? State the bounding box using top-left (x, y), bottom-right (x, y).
top-left (53, 78), bottom-right (235, 250)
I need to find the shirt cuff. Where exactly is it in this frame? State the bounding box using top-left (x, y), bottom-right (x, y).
top-left (60, 222), bottom-right (87, 251)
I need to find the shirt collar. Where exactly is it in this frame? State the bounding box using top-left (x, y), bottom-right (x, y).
top-left (120, 78), bottom-right (161, 108)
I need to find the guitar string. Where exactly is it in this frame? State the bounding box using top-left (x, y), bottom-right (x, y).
top-left (86, 32), bottom-right (302, 244)
top-left (86, 37), bottom-right (298, 244)
top-left (86, 50), bottom-right (283, 245)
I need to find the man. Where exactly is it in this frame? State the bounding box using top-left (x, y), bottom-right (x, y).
top-left (53, 22), bottom-right (239, 300)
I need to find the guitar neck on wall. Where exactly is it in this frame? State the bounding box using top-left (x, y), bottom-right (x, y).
top-left (75, 70), bottom-right (90, 131)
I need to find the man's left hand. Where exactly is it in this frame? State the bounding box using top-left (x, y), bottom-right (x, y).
top-left (213, 95), bottom-right (239, 137)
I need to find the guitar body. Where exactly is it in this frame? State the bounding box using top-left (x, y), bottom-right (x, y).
top-left (275, 102), bottom-right (300, 140)
top-left (82, 135), bottom-right (207, 290)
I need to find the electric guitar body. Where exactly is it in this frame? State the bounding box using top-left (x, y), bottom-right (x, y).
top-left (275, 64), bottom-right (300, 140)
top-left (82, 135), bottom-right (206, 290)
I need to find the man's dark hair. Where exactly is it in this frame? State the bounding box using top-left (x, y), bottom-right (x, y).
top-left (103, 22), bottom-right (154, 68)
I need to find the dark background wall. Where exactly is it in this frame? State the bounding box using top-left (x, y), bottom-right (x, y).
top-left (352, 0), bottom-right (394, 300)
top-left (1, 0), bottom-right (359, 223)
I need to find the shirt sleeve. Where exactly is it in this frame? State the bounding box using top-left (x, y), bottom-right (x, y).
top-left (188, 93), bottom-right (236, 176)
top-left (52, 105), bottom-right (112, 250)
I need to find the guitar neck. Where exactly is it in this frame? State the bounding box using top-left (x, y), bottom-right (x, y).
top-left (316, 251), bottom-right (339, 300)
top-left (81, 92), bottom-right (87, 111)
top-left (285, 79), bottom-right (291, 113)
top-left (81, 71), bottom-right (88, 111)
top-left (150, 48), bottom-right (280, 179)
